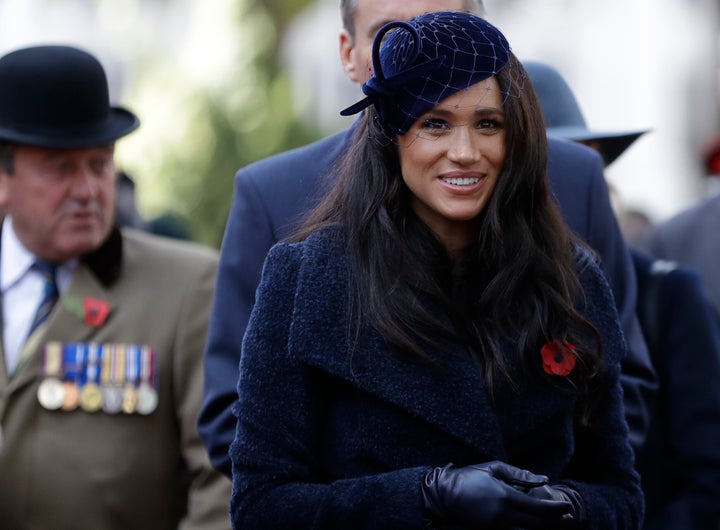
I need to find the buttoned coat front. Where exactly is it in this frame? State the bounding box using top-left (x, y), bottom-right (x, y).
top-left (0, 228), bottom-right (232, 530)
top-left (229, 229), bottom-right (644, 530)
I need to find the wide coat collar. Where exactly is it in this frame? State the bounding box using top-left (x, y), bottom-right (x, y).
top-left (282, 230), bottom-right (577, 463)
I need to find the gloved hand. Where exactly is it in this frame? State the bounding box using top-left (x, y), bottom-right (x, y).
top-left (527, 483), bottom-right (586, 526)
top-left (421, 461), bottom-right (575, 529)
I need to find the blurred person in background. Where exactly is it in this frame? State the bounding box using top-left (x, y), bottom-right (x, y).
top-left (199, 0), bottom-right (656, 478)
top-left (115, 169), bottom-right (149, 230)
top-left (521, 60), bottom-right (653, 248)
top-left (115, 169), bottom-right (192, 240)
top-left (0, 45), bottom-right (231, 529)
top-left (643, 132), bottom-right (720, 314)
top-left (526, 59), bottom-right (720, 529)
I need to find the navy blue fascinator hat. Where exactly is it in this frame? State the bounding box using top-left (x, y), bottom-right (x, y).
top-left (524, 61), bottom-right (648, 166)
top-left (0, 45), bottom-right (139, 148)
top-left (340, 11), bottom-right (511, 135)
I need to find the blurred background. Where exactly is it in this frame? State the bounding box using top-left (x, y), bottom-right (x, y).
top-left (1, 0), bottom-right (718, 246)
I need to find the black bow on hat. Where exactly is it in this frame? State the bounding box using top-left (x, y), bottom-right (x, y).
top-left (0, 45), bottom-right (139, 148)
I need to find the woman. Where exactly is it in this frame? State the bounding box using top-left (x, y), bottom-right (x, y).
top-left (230, 11), bottom-right (643, 529)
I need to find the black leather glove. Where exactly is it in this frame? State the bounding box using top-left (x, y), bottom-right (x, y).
top-left (527, 483), bottom-right (586, 526)
top-left (421, 461), bottom-right (575, 529)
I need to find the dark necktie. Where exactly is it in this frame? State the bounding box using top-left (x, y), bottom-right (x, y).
top-left (28, 260), bottom-right (59, 336)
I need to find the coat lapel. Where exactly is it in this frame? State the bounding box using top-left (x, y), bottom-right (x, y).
top-left (290, 238), bottom-right (507, 461)
top-left (7, 264), bottom-right (115, 394)
top-left (308, 334), bottom-right (507, 461)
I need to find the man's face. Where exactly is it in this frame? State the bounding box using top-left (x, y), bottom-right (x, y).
top-left (0, 144), bottom-right (117, 261)
top-left (340, 0), bottom-right (466, 85)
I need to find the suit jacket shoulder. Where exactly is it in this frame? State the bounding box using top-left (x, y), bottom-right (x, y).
top-left (647, 194), bottom-right (720, 255)
top-left (234, 131), bottom-right (349, 239)
top-left (121, 227), bottom-right (219, 269)
top-left (645, 194), bottom-right (720, 311)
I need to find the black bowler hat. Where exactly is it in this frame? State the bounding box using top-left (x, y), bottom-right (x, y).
top-left (524, 60), bottom-right (648, 166)
top-left (0, 45), bottom-right (139, 148)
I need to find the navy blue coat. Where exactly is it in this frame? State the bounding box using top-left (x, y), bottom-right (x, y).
top-left (633, 251), bottom-right (720, 529)
top-left (229, 229), bottom-right (644, 529)
top-left (199, 129), bottom-right (655, 476)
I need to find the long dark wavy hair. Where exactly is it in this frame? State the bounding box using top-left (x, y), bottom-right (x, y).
top-left (295, 54), bottom-right (604, 423)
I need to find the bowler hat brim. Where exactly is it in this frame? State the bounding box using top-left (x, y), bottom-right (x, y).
top-left (0, 106), bottom-right (140, 149)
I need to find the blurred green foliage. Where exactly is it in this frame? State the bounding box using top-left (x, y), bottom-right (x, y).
top-left (117, 0), bottom-right (321, 247)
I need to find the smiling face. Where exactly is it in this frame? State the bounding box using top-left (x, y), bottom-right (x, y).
top-left (340, 0), bottom-right (466, 84)
top-left (0, 144), bottom-right (117, 261)
top-left (397, 78), bottom-right (505, 252)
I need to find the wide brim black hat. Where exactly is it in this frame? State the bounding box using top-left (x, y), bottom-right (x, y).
top-left (0, 45), bottom-right (140, 148)
top-left (546, 126), bottom-right (646, 168)
top-left (524, 60), bottom-right (648, 166)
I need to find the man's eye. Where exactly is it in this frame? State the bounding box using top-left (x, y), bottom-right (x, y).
top-left (91, 159), bottom-right (112, 173)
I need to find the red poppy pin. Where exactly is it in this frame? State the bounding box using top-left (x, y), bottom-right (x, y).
top-left (62, 295), bottom-right (111, 327)
top-left (541, 340), bottom-right (577, 377)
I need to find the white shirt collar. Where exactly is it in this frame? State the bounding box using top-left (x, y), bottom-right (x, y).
top-left (1, 217), bottom-right (35, 293)
top-left (1, 217), bottom-right (78, 293)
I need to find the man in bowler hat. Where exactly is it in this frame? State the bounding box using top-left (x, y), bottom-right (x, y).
top-left (0, 45), bottom-right (232, 529)
top-left (199, 0), bottom-right (656, 478)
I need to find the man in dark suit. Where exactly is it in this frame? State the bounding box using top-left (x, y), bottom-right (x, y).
top-left (199, 0), bottom-right (656, 477)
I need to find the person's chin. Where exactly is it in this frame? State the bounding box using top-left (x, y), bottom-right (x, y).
top-left (60, 226), bottom-right (109, 256)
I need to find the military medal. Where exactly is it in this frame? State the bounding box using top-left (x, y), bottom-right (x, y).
top-left (80, 343), bottom-right (103, 412)
top-left (79, 383), bottom-right (103, 412)
top-left (136, 382), bottom-right (158, 415)
top-left (38, 378), bottom-right (65, 410)
top-left (61, 343), bottom-right (82, 411)
top-left (61, 381), bottom-right (80, 411)
top-left (122, 344), bottom-right (140, 414)
top-left (101, 343), bottom-right (123, 414)
top-left (37, 341), bottom-right (66, 410)
top-left (136, 345), bottom-right (158, 415)
top-left (122, 383), bottom-right (139, 414)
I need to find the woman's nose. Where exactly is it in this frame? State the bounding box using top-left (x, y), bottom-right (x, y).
top-left (447, 126), bottom-right (481, 164)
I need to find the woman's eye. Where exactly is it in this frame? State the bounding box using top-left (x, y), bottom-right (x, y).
top-left (421, 118), bottom-right (449, 130)
top-left (478, 118), bottom-right (504, 131)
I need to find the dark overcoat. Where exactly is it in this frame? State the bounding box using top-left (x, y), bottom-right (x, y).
top-left (633, 250), bottom-right (720, 529)
top-left (229, 228), bottom-right (644, 529)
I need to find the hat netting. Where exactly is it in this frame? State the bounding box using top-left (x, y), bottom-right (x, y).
top-left (340, 11), bottom-right (523, 138)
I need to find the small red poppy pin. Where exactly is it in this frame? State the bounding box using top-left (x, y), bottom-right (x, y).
top-left (63, 295), bottom-right (111, 327)
top-left (83, 297), bottom-right (111, 327)
top-left (541, 340), bottom-right (577, 376)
